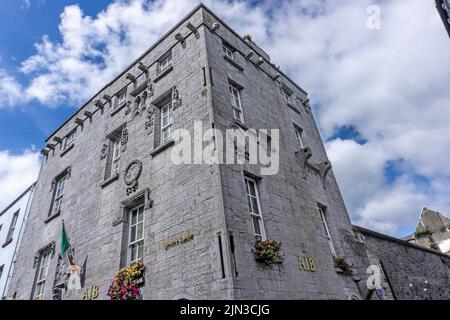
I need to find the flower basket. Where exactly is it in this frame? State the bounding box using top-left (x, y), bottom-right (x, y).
top-left (252, 238), bottom-right (283, 266)
top-left (333, 256), bottom-right (352, 275)
top-left (107, 261), bottom-right (147, 300)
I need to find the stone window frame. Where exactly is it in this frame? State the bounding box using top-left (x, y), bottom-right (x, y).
top-left (111, 87), bottom-right (128, 116)
top-left (117, 190), bottom-right (149, 268)
top-left (30, 241), bottom-right (55, 300)
top-left (244, 175), bottom-right (266, 240)
top-left (150, 88), bottom-right (176, 156)
top-left (281, 85), bottom-right (293, 105)
top-left (102, 124), bottom-right (125, 187)
top-left (157, 50), bottom-right (173, 75)
top-left (2, 209), bottom-right (19, 248)
top-left (228, 79), bottom-right (245, 124)
top-left (317, 203), bottom-right (337, 256)
top-left (60, 128), bottom-right (77, 157)
top-left (46, 167), bottom-right (71, 223)
top-left (292, 123), bottom-right (305, 150)
top-left (222, 40), bottom-right (236, 60)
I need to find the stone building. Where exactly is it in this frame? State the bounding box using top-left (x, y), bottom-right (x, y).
top-left (402, 207), bottom-right (450, 254)
top-left (0, 183), bottom-right (36, 299)
top-left (5, 4), bottom-right (450, 300)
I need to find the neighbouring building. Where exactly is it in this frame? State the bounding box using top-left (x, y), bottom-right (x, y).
top-left (0, 183), bottom-right (36, 299)
top-left (5, 4), bottom-right (450, 300)
top-left (435, 0), bottom-right (450, 37)
top-left (402, 207), bottom-right (450, 254)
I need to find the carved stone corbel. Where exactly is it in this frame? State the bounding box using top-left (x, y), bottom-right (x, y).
top-left (315, 160), bottom-right (332, 185)
top-left (295, 147), bottom-right (312, 168)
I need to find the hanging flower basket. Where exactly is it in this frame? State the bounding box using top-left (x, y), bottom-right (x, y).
top-left (252, 238), bottom-right (283, 266)
top-left (107, 261), bottom-right (147, 300)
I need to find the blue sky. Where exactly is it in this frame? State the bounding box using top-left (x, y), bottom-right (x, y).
top-left (0, 0), bottom-right (449, 237)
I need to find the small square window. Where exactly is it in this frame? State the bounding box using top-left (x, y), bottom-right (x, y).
top-left (64, 130), bottom-right (76, 150)
top-left (116, 91), bottom-right (127, 110)
top-left (222, 43), bottom-right (234, 59)
top-left (159, 54), bottom-right (172, 73)
top-left (281, 87), bottom-right (292, 104)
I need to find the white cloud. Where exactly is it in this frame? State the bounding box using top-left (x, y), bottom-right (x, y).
top-left (0, 149), bottom-right (41, 211)
top-left (1, 0), bottom-right (449, 236)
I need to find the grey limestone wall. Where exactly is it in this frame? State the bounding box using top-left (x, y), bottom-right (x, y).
top-left (355, 226), bottom-right (450, 300)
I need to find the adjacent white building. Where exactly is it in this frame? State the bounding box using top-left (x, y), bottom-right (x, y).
top-left (0, 183), bottom-right (36, 299)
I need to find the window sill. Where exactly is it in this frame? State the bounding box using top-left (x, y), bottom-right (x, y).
top-left (232, 119), bottom-right (248, 131)
top-left (60, 144), bottom-right (74, 157)
top-left (1, 238), bottom-right (12, 248)
top-left (154, 65), bottom-right (173, 83)
top-left (150, 139), bottom-right (175, 157)
top-left (100, 173), bottom-right (119, 188)
top-left (44, 211), bottom-right (60, 224)
top-left (111, 103), bottom-right (127, 117)
top-left (287, 102), bottom-right (301, 115)
top-left (223, 55), bottom-right (244, 72)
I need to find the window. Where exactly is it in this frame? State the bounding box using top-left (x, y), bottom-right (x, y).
top-left (33, 251), bottom-right (50, 300)
top-left (281, 87), bottom-right (292, 104)
top-left (64, 130), bottom-right (76, 150)
top-left (159, 54), bottom-right (172, 73)
top-left (161, 101), bottom-right (173, 143)
top-left (293, 125), bottom-right (304, 149)
top-left (116, 91), bottom-right (127, 110)
top-left (318, 205), bottom-right (336, 256)
top-left (4, 210), bottom-right (19, 244)
top-left (229, 84), bottom-right (244, 123)
top-left (0, 265), bottom-right (4, 281)
top-left (245, 177), bottom-right (266, 239)
top-left (222, 43), bottom-right (234, 59)
top-left (50, 174), bottom-right (67, 217)
top-left (129, 205), bottom-right (144, 263)
top-left (112, 136), bottom-right (121, 176)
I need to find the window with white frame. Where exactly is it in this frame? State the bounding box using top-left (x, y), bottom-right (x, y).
top-left (281, 87), bottom-right (292, 104)
top-left (161, 101), bottom-right (173, 143)
top-left (222, 43), bottom-right (234, 59)
top-left (229, 84), bottom-right (244, 123)
top-left (159, 53), bottom-right (172, 73)
top-left (245, 177), bottom-right (266, 239)
top-left (129, 205), bottom-right (144, 263)
top-left (112, 136), bottom-right (121, 176)
top-left (51, 174), bottom-right (67, 216)
top-left (33, 251), bottom-right (51, 300)
top-left (5, 210), bottom-right (19, 243)
top-left (318, 205), bottom-right (336, 256)
top-left (293, 125), bottom-right (304, 149)
top-left (64, 130), bottom-right (76, 150)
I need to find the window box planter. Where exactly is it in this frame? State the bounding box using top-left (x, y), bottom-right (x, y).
top-left (333, 256), bottom-right (353, 275)
top-left (252, 238), bottom-right (283, 266)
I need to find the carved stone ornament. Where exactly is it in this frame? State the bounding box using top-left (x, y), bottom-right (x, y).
top-left (172, 86), bottom-right (182, 110)
top-left (147, 82), bottom-right (154, 97)
top-left (144, 188), bottom-right (153, 210)
top-left (121, 126), bottom-right (128, 152)
top-left (50, 178), bottom-right (56, 192)
top-left (33, 241), bottom-right (56, 268)
top-left (145, 104), bottom-right (155, 135)
top-left (124, 159), bottom-right (143, 195)
top-left (100, 144), bottom-right (108, 160)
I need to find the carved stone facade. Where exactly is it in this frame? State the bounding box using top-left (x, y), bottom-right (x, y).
top-left (7, 4), bottom-right (450, 301)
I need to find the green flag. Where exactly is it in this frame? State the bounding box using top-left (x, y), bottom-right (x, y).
top-left (61, 220), bottom-right (70, 257)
